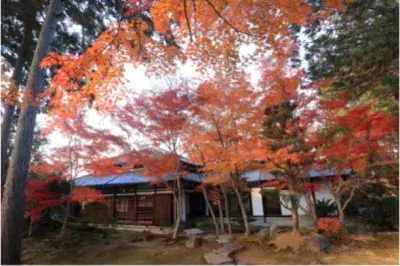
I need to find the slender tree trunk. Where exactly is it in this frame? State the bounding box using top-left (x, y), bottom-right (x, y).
top-left (61, 200), bottom-right (70, 234)
top-left (235, 188), bottom-right (250, 236)
top-left (394, 87), bottom-right (400, 107)
top-left (1, 27), bottom-right (32, 187)
top-left (304, 192), bottom-right (317, 222)
top-left (288, 183), bottom-right (301, 236)
top-left (290, 197), bottom-right (301, 235)
top-left (202, 186), bottom-right (220, 236)
top-left (61, 180), bottom-right (73, 236)
top-left (28, 219), bottom-right (34, 237)
top-left (230, 175), bottom-right (250, 236)
top-left (216, 189), bottom-right (226, 234)
top-left (1, 1), bottom-right (62, 264)
top-left (221, 187), bottom-right (232, 234)
top-left (172, 178), bottom-right (182, 240)
top-left (334, 193), bottom-right (345, 224)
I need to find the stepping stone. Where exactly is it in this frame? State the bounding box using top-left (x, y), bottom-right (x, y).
top-left (204, 252), bottom-right (234, 265)
top-left (183, 228), bottom-right (204, 236)
top-left (236, 261), bottom-right (248, 265)
top-left (215, 243), bottom-right (242, 257)
top-left (217, 234), bottom-right (235, 244)
top-left (203, 234), bottom-right (217, 240)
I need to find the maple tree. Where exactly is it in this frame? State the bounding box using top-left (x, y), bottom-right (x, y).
top-left (25, 176), bottom-right (67, 237)
top-left (183, 71), bottom-right (264, 236)
top-left (312, 100), bottom-right (399, 224)
top-left (256, 44), bottom-right (318, 234)
top-left (83, 83), bottom-right (194, 240)
top-left (44, 111), bottom-right (114, 234)
top-left (39, 0), bottom-right (350, 128)
top-left (0, 0), bottom-right (376, 262)
top-left (183, 132), bottom-right (224, 235)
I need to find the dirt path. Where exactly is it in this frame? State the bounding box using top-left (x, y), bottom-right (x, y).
top-left (22, 230), bottom-right (399, 265)
top-left (234, 234), bottom-right (399, 265)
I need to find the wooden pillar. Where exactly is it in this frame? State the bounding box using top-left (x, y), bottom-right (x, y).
top-left (153, 185), bottom-right (156, 225)
top-left (112, 187), bottom-right (117, 219)
top-left (134, 184), bottom-right (138, 223)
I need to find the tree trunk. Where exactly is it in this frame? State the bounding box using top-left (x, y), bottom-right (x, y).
top-left (1, 1), bottom-right (62, 264)
top-left (235, 189), bottom-right (250, 236)
top-left (61, 170), bottom-right (75, 235)
top-left (28, 219), bottom-right (34, 237)
top-left (304, 191), bottom-right (317, 222)
top-left (221, 187), bottom-right (232, 234)
top-left (288, 183), bottom-right (301, 236)
top-left (1, 27), bottom-right (32, 187)
top-left (290, 197), bottom-right (301, 236)
top-left (172, 178), bottom-right (182, 240)
top-left (61, 199), bottom-right (71, 235)
top-left (334, 193), bottom-right (345, 224)
top-left (217, 189), bottom-right (226, 234)
top-left (202, 186), bottom-right (220, 236)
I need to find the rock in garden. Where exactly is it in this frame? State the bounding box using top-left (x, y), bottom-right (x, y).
top-left (217, 234), bottom-right (235, 244)
top-left (204, 252), bottom-right (234, 265)
top-left (185, 235), bottom-right (201, 249)
top-left (215, 242), bottom-right (242, 257)
top-left (269, 223), bottom-right (278, 240)
top-left (273, 232), bottom-right (305, 252)
top-left (257, 228), bottom-right (269, 237)
top-left (309, 233), bottom-right (331, 252)
top-left (183, 228), bottom-right (204, 236)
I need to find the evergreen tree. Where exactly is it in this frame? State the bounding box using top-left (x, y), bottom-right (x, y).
top-left (261, 101), bottom-right (315, 235)
top-left (303, 0), bottom-right (399, 115)
top-left (1, 0), bottom-right (117, 185)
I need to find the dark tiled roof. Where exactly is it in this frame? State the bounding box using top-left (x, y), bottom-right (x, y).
top-left (75, 171), bottom-right (204, 187)
top-left (243, 168), bottom-right (352, 183)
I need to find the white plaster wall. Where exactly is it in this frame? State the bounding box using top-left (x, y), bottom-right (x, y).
top-left (279, 190), bottom-right (308, 216)
top-left (251, 188), bottom-right (264, 216)
top-left (314, 180), bottom-right (336, 202)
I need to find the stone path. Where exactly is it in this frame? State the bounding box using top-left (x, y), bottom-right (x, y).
top-left (203, 235), bottom-right (247, 265)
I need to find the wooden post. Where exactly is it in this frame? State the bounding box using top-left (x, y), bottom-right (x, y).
top-left (134, 184), bottom-right (138, 223)
top-left (112, 187), bottom-right (117, 219)
top-left (153, 185), bottom-right (157, 225)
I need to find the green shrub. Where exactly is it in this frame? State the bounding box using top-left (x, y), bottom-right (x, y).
top-left (81, 202), bottom-right (112, 226)
top-left (383, 197), bottom-right (399, 230)
top-left (196, 220), bottom-right (207, 230)
top-left (345, 183), bottom-right (399, 231)
top-left (316, 199), bottom-right (337, 217)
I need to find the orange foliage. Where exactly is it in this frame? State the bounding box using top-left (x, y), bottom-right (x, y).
top-left (316, 103), bottom-right (398, 174)
top-left (183, 71), bottom-right (263, 187)
top-left (316, 217), bottom-right (343, 235)
top-left (25, 177), bottom-right (66, 222)
top-left (70, 187), bottom-right (105, 204)
top-left (39, 0), bottom-right (350, 132)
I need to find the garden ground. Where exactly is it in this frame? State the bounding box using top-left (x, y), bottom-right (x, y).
top-left (22, 223), bottom-right (399, 265)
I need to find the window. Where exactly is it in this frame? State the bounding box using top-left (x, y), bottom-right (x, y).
top-left (137, 195), bottom-right (153, 211)
top-left (262, 190), bottom-right (281, 216)
top-left (118, 198), bottom-right (129, 212)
